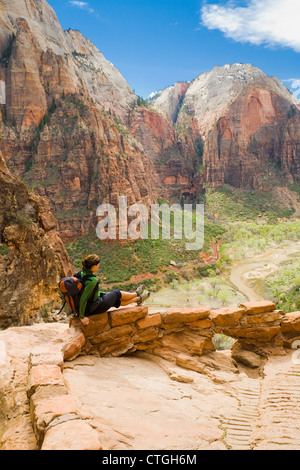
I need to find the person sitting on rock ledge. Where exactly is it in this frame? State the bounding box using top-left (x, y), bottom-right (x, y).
top-left (79, 254), bottom-right (150, 326)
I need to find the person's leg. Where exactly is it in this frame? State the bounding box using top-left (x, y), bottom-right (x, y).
top-left (86, 289), bottom-right (150, 316)
top-left (120, 291), bottom-right (138, 302)
top-left (120, 291), bottom-right (140, 306)
top-left (86, 290), bottom-right (122, 316)
top-left (120, 297), bottom-right (140, 306)
top-left (120, 291), bottom-right (151, 306)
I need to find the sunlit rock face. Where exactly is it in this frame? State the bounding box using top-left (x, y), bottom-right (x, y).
top-left (0, 0), bottom-right (203, 242)
top-left (152, 64), bottom-right (300, 189)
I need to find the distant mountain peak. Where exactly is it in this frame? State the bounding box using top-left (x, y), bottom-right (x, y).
top-left (151, 62), bottom-right (297, 132)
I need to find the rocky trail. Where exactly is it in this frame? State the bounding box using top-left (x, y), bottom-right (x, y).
top-left (222, 377), bottom-right (261, 450)
top-left (222, 354), bottom-right (300, 450)
top-left (1, 320), bottom-right (300, 450)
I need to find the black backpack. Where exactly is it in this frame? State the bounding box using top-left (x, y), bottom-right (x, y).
top-left (58, 271), bottom-right (99, 316)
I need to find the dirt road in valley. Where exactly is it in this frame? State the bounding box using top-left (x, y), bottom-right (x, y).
top-left (228, 241), bottom-right (300, 302)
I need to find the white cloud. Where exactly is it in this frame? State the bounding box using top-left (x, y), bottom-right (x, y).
top-left (201, 0), bottom-right (300, 52)
top-left (283, 79), bottom-right (300, 99)
top-left (69, 1), bottom-right (95, 14)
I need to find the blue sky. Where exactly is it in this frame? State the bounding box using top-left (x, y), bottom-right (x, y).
top-left (47, 0), bottom-right (300, 99)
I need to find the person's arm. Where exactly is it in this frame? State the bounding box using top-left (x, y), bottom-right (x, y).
top-left (79, 279), bottom-right (98, 319)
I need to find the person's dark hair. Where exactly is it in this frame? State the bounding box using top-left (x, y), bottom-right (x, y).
top-left (82, 254), bottom-right (100, 270)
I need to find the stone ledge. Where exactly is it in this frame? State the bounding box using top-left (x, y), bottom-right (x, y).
top-left (25, 302), bottom-right (300, 450)
top-left (238, 300), bottom-right (276, 314)
top-left (110, 305), bottom-right (148, 327)
top-left (62, 303), bottom-right (300, 360)
top-left (163, 307), bottom-right (210, 324)
top-left (210, 307), bottom-right (245, 327)
top-left (281, 311), bottom-right (300, 333)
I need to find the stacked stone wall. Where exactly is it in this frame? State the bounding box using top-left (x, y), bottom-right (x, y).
top-left (63, 301), bottom-right (300, 360)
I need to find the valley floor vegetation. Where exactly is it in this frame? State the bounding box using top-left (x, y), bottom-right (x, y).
top-left (64, 185), bottom-right (300, 313)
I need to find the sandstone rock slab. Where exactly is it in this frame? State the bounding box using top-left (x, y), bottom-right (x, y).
top-left (29, 347), bottom-right (64, 370)
top-left (245, 310), bottom-right (282, 325)
top-left (91, 324), bottom-right (133, 345)
top-left (136, 313), bottom-right (162, 329)
top-left (281, 311), bottom-right (300, 333)
top-left (161, 331), bottom-right (208, 356)
top-left (232, 350), bottom-right (262, 368)
top-left (210, 307), bottom-right (245, 327)
top-left (31, 394), bottom-right (78, 445)
top-left (110, 306), bottom-right (148, 327)
top-left (239, 301), bottom-right (276, 315)
top-left (27, 365), bottom-right (66, 398)
top-left (163, 307), bottom-right (210, 324)
top-left (81, 312), bottom-right (109, 337)
top-left (41, 419), bottom-right (102, 450)
top-left (224, 326), bottom-right (281, 342)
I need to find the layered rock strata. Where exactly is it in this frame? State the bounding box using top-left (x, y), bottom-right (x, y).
top-left (1, 1), bottom-right (299, 237)
top-left (0, 12), bottom-right (158, 240)
top-left (0, 0), bottom-right (201, 241)
top-left (152, 64), bottom-right (300, 190)
top-left (129, 106), bottom-right (202, 201)
top-left (0, 144), bottom-right (72, 327)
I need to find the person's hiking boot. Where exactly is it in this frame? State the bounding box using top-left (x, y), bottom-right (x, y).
top-left (137, 291), bottom-right (150, 305)
top-left (136, 285), bottom-right (145, 296)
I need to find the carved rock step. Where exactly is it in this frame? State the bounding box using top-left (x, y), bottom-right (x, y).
top-left (252, 361), bottom-right (300, 449)
top-left (222, 377), bottom-right (261, 450)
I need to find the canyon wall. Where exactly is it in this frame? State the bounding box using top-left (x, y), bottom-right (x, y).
top-left (0, 144), bottom-right (72, 327)
top-left (0, 12), bottom-right (158, 240)
top-left (152, 64), bottom-right (300, 190)
top-left (0, 0), bottom-right (200, 242)
top-left (0, 2), bottom-right (299, 243)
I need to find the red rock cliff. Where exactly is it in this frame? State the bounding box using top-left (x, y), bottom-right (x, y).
top-left (0, 8), bottom-right (159, 240)
top-left (204, 81), bottom-right (300, 189)
top-left (153, 64), bottom-right (300, 191)
top-left (0, 142), bottom-right (72, 328)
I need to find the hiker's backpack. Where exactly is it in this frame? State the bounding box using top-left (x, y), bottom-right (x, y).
top-left (58, 272), bottom-right (99, 316)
